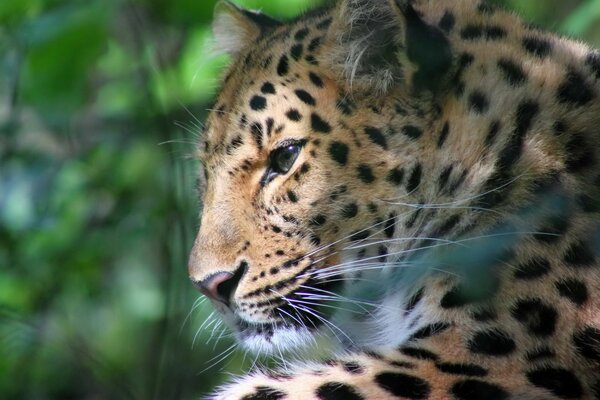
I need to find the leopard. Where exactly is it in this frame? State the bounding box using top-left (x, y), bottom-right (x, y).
top-left (188, 0), bottom-right (600, 398)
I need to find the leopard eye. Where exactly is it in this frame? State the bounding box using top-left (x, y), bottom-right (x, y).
top-left (270, 144), bottom-right (301, 175)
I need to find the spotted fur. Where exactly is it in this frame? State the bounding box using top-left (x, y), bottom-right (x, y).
top-left (189, 0), bottom-right (600, 399)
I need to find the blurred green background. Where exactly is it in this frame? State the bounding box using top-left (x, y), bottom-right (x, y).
top-left (1, 0), bottom-right (599, 398)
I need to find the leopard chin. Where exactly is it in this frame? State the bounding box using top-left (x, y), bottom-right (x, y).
top-left (236, 322), bottom-right (319, 355)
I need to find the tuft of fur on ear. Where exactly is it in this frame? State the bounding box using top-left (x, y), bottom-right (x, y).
top-left (326, 0), bottom-right (453, 95)
top-left (212, 1), bottom-right (281, 56)
top-left (327, 0), bottom-right (404, 94)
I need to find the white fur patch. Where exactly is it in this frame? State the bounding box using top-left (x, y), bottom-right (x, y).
top-left (239, 326), bottom-right (317, 355)
top-left (212, 9), bottom-right (253, 56)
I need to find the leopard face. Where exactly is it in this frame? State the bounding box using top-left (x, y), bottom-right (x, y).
top-left (189, 0), bottom-right (600, 366)
top-left (187, 3), bottom-right (453, 353)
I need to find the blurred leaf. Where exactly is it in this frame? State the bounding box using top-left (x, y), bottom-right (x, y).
top-left (0, 0), bottom-right (43, 27)
top-left (19, 1), bottom-right (110, 120)
top-left (561, 0), bottom-right (600, 36)
top-left (233, 0), bottom-right (326, 19)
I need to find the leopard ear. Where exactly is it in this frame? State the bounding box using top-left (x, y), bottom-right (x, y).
top-left (325, 0), bottom-right (453, 94)
top-left (213, 1), bottom-right (282, 56)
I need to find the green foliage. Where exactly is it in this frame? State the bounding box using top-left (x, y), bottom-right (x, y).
top-left (0, 0), bottom-right (598, 398)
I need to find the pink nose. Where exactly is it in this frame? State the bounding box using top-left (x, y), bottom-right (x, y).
top-left (192, 272), bottom-right (237, 304)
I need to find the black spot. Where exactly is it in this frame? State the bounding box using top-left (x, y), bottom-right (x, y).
top-left (436, 362), bottom-right (487, 377)
top-left (555, 278), bottom-right (588, 306)
top-left (250, 122), bottom-right (263, 149)
top-left (527, 367), bottom-right (583, 399)
top-left (329, 142), bottom-right (349, 166)
top-left (402, 125), bottom-right (423, 140)
top-left (440, 279), bottom-right (499, 309)
top-left (468, 329), bottom-right (516, 356)
top-left (241, 386), bottom-right (286, 400)
top-left (461, 25), bottom-right (506, 41)
top-left (437, 122), bottom-right (450, 148)
top-left (290, 44), bottom-right (303, 61)
top-left (451, 380), bottom-right (508, 400)
top-left (329, 185), bottom-right (347, 201)
top-left (357, 164), bottom-right (376, 184)
top-left (271, 225), bottom-right (282, 233)
top-left (435, 215), bottom-right (460, 237)
top-left (287, 190), bottom-right (298, 203)
top-left (311, 113), bottom-right (331, 133)
top-left (342, 362), bottom-right (364, 375)
top-left (286, 109), bottom-right (302, 122)
top-left (308, 37), bottom-right (322, 52)
top-left (573, 327), bottom-right (600, 362)
top-left (515, 100), bottom-right (539, 136)
top-left (375, 372), bottom-right (431, 399)
top-left (586, 50), bottom-right (600, 79)
top-left (407, 164), bottom-right (422, 192)
top-left (409, 322), bottom-right (451, 340)
top-left (457, 52), bottom-right (475, 76)
top-left (557, 71), bottom-right (595, 106)
top-left (230, 135), bottom-right (244, 149)
top-left (265, 118), bottom-right (274, 136)
top-left (405, 207), bottom-right (423, 229)
top-left (342, 203), bottom-right (358, 219)
top-left (384, 214), bottom-right (396, 238)
top-left (316, 18), bottom-right (332, 30)
top-left (513, 257), bottom-right (551, 279)
top-left (484, 120), bottom-right (501, 148)
top-left (405, 288), bottom-right (424, 315)
top-left (336, 97), bottom-right (353, 115)
top-left (310, 215), bottom-right (326, 227)
top-left (472, 308), bottom-right (497, 322)
top-left (438, 165), bottom-right (453, 191)
top-left (579, 193), bottom-right (600, 213)
top-left (477, 101), bottom-right (538, 207)
top-left (461, 25), bottom-right (483, 40)
top-left (522, 36), bottom-right (552, 58)
top-left (350, 230), bottom-right (370, 242)
top-left (309, 72), bottom-right (324, 87)
top-left (448, 169), bottom-right (468, 195)
top-left (565, 134), bottom-right (595, 173)
top-left (364, 127), bottom-right (388, 150)
top-left (525, 346), bottom-right (555, 361)
top-left (316, 382), bottom-right (364, 400)
top-left (277, 55), bottom-right (289, 76)
top-left (250, 95), bottom-right (267, 111)
top-left (400, 347), bottom-right (439, 361)
top-left (295, 89), bottom-right (316, 106)
top-left (439, 10), bottom-right (455, 33)
top-left (309, 234), bottom-right (321, 246)
top-left (485, 26), bottom-right (506, 40)
top-left (533, 215), bottom-right (568, 243)
top-left (553, 120), bottom-right (567, 135)
top-left (294, 28), bottom-right (309, 41)
top-left (511, 298), bottom-right (557, 337)
top-left (469, 91), bottom-right (489, 113)
top-left (261, 82), bottom-right (276, 95)
top-left (387, 167), bottom-right (404, 186)
top-left (563, 241), bottom-right (596, 267)
top-left (497, 58), bottom-right (527, 85)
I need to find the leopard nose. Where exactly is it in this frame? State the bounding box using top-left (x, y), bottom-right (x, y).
top-left (192, 263), bottom-right (247, 305)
